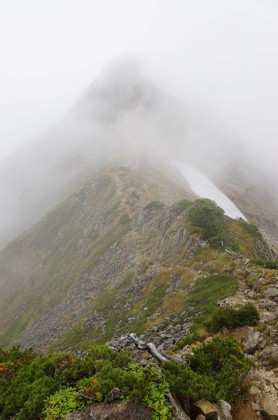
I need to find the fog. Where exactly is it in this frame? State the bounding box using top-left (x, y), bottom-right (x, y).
top-left (1, 0), bottom-right (278, 248)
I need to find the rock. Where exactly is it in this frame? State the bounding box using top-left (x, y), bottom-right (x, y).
top-left (249, 385), bottom-right (260, 395)
top-left (243, 330), bottom-right (261, 353)
top-left (265, 288), bottom-right (278, 301)
top-left (68, 401), bottom-right (153, 420)
top-left (193, 399), bottom-right (218, 418)
top-left (109, 388), bottom-right (121, 401)
top-left (251, 402), bottom-right (260, 411)
top-left (138, 340), bottom-right (146, 350)
top-left (246, 290), bottom-right (255, 298)
top-left (261, 345), bottom-right (278, 366)
top-left (196, 415), bottom-right (206, 420)
top-left (260, 395), bottom-right (278, 420)
top-left (217, 400), bottom-right (232, 420)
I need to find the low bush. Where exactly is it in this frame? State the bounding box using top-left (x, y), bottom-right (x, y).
top-left (208, 303), bottom-right (259, 332)
top-left (187, 199), bottom-right (232, 248)
top-left (0, 338), bottom-right (252, 419)
top-left (163, 337), bottom-right (251, 403)
top-left (0, 344), bottom-right (171, 419)
top-left (43, 387), bottom-right (85, 419)
top-left (253, 260), bottom-right (278, 270)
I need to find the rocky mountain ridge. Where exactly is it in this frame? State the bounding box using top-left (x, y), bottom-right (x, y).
top-left (0, 164), bottom-right (277, 419)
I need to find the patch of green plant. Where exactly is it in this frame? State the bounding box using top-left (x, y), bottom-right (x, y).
top-left (170, 199), bottom-right (190, 216)
top-left (0, 344), bottom-right (172, 420)
top-left (253, 260), bottom-right (278, 269)
top-left (208, 303), bottom-right (259, 332)
top-left (174, 274), bottom-right (238, 349)
top-left (187, 198), bottom-right (233, 248)
top-left (187, 274), bottom-right (238, 315)
top-left (77, 362), bottom-right (172, 419)
top-left (144, 201), bottom-right (164, 211)
top-left (163, 337), bottom-right (251, 403)
top-left (43, 387), bottom-right (85, 419)
top-left (0, 350), bottom-right (72, 419)
top-left (243, 223), bottom-right (261, 237)
top-left (119, 213), bottom-right (131, 225)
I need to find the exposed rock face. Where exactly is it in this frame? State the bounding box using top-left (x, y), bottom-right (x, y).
top-left (65, 401), bottom-right (152, 420)
top-left (0, 166), bottom-right (197, 350)
top-left (0, 162), bottom-right (276, 354)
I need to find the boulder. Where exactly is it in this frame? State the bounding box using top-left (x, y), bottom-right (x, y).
top-left (243, 330), bottom-right (261, 353)
top-left (193, 399), bottom-right (218, 418)
top-left (265, 288), bottom-right (278, 301)
top-left (261, 345), bottom-right (278, 366)
top-left (260, 395), bottom-right (278, 420)
top-left (217, 400), bottom-right (232, 420)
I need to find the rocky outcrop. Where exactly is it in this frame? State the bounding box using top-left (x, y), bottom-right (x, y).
top-left (65, 401), bottom-right (153, 420)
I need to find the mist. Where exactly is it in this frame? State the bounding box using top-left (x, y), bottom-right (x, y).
top-left (1, 0), bottom-right (278, 248)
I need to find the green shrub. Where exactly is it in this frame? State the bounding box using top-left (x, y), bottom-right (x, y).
top-left (253, 260), bottom-right (278, 269)
top-left (171, 199), bottom-right (190, 216)
top-left (243, 223), bottom-right (261, 237)
top-left (187, 199), bottom-right (232, 248)
top-left (43, 387), bottom-right (85, 419)
top-left (0, 344), bottom-right (172, 419)
top-left (209, 304), bottom-right (259, 332)
top-left (187, 198), bottom-right (224, 236)
top-left (78, 363), bottom-right (172, 419)
top-left (163, 337), bottom-right (251, 403)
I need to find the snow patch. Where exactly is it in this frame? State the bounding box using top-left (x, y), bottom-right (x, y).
top-left (172, 160), bottom-right (247, 221)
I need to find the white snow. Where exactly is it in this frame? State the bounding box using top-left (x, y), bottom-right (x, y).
top-left (172, 160), bottom-right (247, 221)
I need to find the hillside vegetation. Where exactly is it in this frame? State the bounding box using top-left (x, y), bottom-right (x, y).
top-left (0, 338), bottom-right (251, 419)
top-left (0, 166), bottom-right (277, 419)
top-left (0, 167), bottom-right (275, 352)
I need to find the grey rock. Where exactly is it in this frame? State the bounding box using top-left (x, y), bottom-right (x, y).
top-left (261, 345), bottom-right (278, 366)
top-left (243, 330), bottom-right (261, 353)
top-left (217, 398), bottom-right (233, 420)
top-left (265, 288), bottom-right (278, 301)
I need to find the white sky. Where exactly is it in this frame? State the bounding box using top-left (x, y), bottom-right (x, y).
top-left (1, 0), bottom-right (278, 170)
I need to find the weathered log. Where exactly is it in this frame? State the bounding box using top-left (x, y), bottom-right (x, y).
top-left (128, 333), bottom-right (185, 364)
top-left (146, 342), bottom-right (169, 363)
top-left (128, 333), bottom-right (169, 363)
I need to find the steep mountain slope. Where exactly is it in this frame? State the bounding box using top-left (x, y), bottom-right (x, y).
top-left (0, 57), bottom-right (277, 253)
top-left (0, 164), bottom-right (275, 353)
top-left (0, 164), bottom-right (194, 349)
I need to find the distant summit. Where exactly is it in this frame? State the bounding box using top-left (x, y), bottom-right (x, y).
top-left (0, 56), bottom-right (277, 250)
